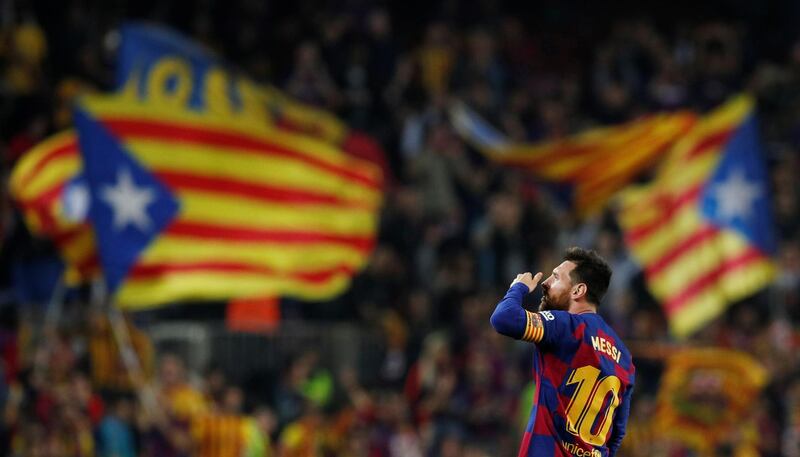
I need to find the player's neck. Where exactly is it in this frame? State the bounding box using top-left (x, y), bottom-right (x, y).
top-left (568, 301), bottom-right (597, 315)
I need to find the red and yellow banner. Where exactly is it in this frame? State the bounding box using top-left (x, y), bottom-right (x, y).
top-left (76, 85), bottom-right (382, 309)
top-left (618, 95), bottom-right (776, 337)
top-left (9, 131), bottom-right (98, 283)
top-left (654, 348), bottom-right (768, 454)
top-left (10, 23), bottom-right (386, 310)
top-left (451, 102), bottom-right (696, 215)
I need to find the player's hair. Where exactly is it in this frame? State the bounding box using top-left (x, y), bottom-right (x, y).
top-left (563, 247), bottom-right (612, 306)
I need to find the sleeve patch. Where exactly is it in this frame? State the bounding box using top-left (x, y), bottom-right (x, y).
top-left (522, 311), bottom-right (544, 342)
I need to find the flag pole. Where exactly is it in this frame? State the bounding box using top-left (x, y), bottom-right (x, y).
top-left (33, 274), bottom-right (66, 384)
top-left (107, 303), bottom-right (159, 411)
top-left (43, 274), bottom-right (66, 329)
top-left (97, 279), bottom-right (160, 417)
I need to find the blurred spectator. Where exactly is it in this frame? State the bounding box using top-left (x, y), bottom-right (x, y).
top-left (416, 22), bottom-right (455, 97)
top-left (3, 20), bottom-right (47, 96)
top-left (285, 41), bottom-right (342, 110)
top-left (246, 405), bottom-right (277, 457)
top-left (97, 395), bottom-right (136, 457)
top-left (157, 353), bottom-right (207, 422)
top-left (191, 386), bottom-right (250, 457)
top-left (138, 353), bottom-right (206, 457)
top-left (89, 312), bottom-right (154, 394)
top-left (276, 400), bottom-right (326, 457)
top-left (452, 27), bottom-right (509, 112)
top-left (274, 350), bottom-right (332, 426)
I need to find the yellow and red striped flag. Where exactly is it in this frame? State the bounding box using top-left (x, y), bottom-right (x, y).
top-left (9, 23), bottom-right (387, 312)
top-left (73, 90), bottom-right (382, 309)
top-left (115, 23), bottom-right (391, 189)
top-left (9, 131), bottom-right (99, 283)
top-left (450, 102), bottom-right (696, 215)
top-left (618, 95), bottom-right (776, 338)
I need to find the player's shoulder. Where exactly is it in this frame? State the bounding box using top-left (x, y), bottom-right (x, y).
top-left (534, 310), bottom-right (581, 331)
top-left (579, 313), bottom-right (635, 371)
top-left (535, 309), bottom-right (596, 329)
top-left (535, 309), bottom-right (567, 322)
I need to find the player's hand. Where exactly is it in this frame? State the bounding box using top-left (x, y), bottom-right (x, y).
top-left (510, 272), bottom-right (543, 294)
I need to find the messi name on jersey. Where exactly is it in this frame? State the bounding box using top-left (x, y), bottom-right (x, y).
top-left (590, 336), bottom-right (622, 363)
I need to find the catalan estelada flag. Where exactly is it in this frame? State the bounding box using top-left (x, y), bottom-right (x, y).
top-left (618, 95), bottom-right (776, 338)
top-left (117, 23), bottom-right (391, 187)
top-left (74, 90), bottom-right (382, 309)
top-left (450, 102), bottom-right (696, 215)
top-left (9, 131), bottom-right (99, 283)
top-left (10, 23), bottom-right (386, 314)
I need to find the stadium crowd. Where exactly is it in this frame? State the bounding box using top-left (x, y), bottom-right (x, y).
top-left (1, 0), bottom-right (800, 455)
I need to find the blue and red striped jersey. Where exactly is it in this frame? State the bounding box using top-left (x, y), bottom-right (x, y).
top-left (491, 283), bottom-right (635, 457)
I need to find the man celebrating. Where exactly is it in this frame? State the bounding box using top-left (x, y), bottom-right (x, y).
top-left (490, 247), bottom-right (634, 457)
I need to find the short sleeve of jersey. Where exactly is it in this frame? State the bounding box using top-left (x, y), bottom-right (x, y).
top-left (521, 310), bottom-right (573, 346)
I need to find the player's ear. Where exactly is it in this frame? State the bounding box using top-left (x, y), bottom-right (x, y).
top-left (572, 283), bottom-right (587, 299)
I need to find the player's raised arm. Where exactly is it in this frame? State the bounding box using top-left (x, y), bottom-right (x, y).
top-left (489, 272), bottom-right (543, 340)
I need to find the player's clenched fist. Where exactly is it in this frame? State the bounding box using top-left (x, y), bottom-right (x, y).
top-left (510, 272), bottom-right (543, 293)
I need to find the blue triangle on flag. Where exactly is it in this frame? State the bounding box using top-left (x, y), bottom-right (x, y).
top-left (699, 114), bottom-right (776, 255)
top-left (73, 108), bottom-right (180, 293)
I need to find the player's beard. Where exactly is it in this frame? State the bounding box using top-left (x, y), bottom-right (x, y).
top-left (539, 286), bottom-right (570, 311)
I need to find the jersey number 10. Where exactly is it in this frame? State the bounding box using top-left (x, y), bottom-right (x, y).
top-left (564, 365), bottom-right (622, 446)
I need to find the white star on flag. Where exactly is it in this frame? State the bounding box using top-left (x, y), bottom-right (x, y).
top-left (100, 168), bottom-right (156, 232)
top-left (709, 169), bottom-right (763, 222)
